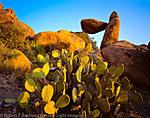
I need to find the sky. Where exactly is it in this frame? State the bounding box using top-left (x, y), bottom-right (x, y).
top-left (1, 0), bottom-right (150, 48)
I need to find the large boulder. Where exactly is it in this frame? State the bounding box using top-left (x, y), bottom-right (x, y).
top-left (0, 45), bottom-right (31, 73)
top-left (33, 30), bottom-right (85, 51)
top-left (101, 40), bottom-right (150, 90)
top-left (81, 19), bottom-right (107, 34)
top-left (100, 11), bottom-right (120, 49)
top-left (0, 3), bottom-right (35, 48)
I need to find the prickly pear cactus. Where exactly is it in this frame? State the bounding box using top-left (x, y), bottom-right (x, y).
top-left (98, 98), bottom-right (110, 112)
top-left (14, 49), bottom-right (143, 117)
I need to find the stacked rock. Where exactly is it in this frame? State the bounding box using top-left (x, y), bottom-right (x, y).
top-left (80, 11), bottom-right (150, 91)
top-left (80, 11), bottom-right (120, 49)
top-left (81, 19), bottom-right (107, 34)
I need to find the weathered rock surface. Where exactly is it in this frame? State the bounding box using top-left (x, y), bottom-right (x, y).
top-left (33, 30), bottom-right (85, 51)
top-left (0, 3), bottom-right (35, 47)
top-left (0, 2), bottom-right (3, 9)
top-left (100, 11), bottom-right (120, 49)
top-left (81, 19), bottom-right (107, 34)
top-left (0, 48), bottom-right (31, 73)
top-left (71, 31), bottom-right (90, 46)
top-left (101, 40), bottom-right (150, 90)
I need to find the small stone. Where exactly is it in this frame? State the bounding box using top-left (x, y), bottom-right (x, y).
top-left (81, 19), bottom-right (107, 34)
top-left (100, 11), bottom-right (120, 49)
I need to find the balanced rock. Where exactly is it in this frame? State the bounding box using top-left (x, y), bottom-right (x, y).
top-left (101, 40), bottom-right (150, 90)
top-left (0, 46), bottom-right (31, 73)
top-left (33, 30), bottom-right (85, 51)
top-left (0, 3), bottom-right (35, 48)
top-left (100, 11), bottom-right (120, 49)
top-left (81, 19), bottom-right (107, 34)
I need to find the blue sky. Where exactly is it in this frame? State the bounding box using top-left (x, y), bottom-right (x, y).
top-left (1, 0), bottom-right (150, 47)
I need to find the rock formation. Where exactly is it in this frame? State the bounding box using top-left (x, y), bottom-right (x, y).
top-left (33, 30), bottom-right (85, 51)
top-left (0, 2), bottom-right (3, 9)
top-left (100, 11), bottom-right (120, 49)
top-left (101, 41), bottom-right (150, 90)
top-left (0, 46), bottom-right (31, 73)
top-left (0, 3), bottom-right (35, 48)
top-left (81, 19), bottom-right (107, 34)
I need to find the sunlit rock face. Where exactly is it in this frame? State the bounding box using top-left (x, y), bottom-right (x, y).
top-left (0, 2), bottom-right (3, 9)
top-left (0, 2), bottom-right (35, 47)
top-left (101, 40), bottom-right (150, 90)
top-left (33, 30), bottom-right (85, 51)
top-left (100, 11), bottom-right (120, 49)
top-left (0, 48), bottom-right (31, 73)
top-left (81, 19), bottom-right (107, 34)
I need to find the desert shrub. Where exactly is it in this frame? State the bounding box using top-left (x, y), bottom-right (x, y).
top-left (0, 22), bottom-right (31, 50)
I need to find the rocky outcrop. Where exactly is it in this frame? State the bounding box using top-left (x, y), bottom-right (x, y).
top-left (0, 46), bottom-right (31, 73)
top-left (33, 30), bottom-right (85, 51)
top-left (0, 2), bottom-right (3, 9)
top-left (101, 40), bottom-right (150, 90)
top-left (100, 11), bottom-right (120, 49)
top-left (0, 3), bottom-right (35, 47)
top-left (81, 19), bottom-right (107, 34)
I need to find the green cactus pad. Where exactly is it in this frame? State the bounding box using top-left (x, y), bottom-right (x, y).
top-left (113, 63), bottom-right (124, 80)
top-left (91, 109), bottom-right (100, 117)
top-left (129, 91), bottom-right (143, 105)
top-left (106, 78), bottom-right (114, 91)
top-left (42, 85), bottom-right (54, 102)
top-left (77, 83), bottom-right (85, 97)
top-left (52, 50), bottom-right (60, 58)
top-left (92, 97), bottom-right (99, 108)
top-left (82, 98), bottom-right (90, 112)
top-left (32, 68), bottom-right (45, 79)
top-left (103, 89), bottom-right (114, 98)
top-left (114, 84), bottom-right (120, 97)
top-left (25, 79), bottom-right (37, 92)
top-left (120, 76), bottom-right (131, 90)
top-left (96, 61), bottom-right (108, 75)
top-left (37, 54), bottom-right (45, 63)
top-left (44, 101), bottom-right (56, 115)
top-left (55, 94), bottom-right (70, 108)
top-left (95, 80), bottom-right (102, 96)
top-left (56, 82), bottom-right (64, 94)
top-left (85, 91), bottom-right (92, 102)
top-left (98, 98), bottom-right (110, 112)
top-left (18, 92), bottom-right (30, 108)
top-left (117, 94), bottom-right (128, 104)
top-left (108, 66), bottom-right (117, 76)
top-left (72, 87), bottom-right (78, 103)
top-left (4, 99), bottom-right (17, 103)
